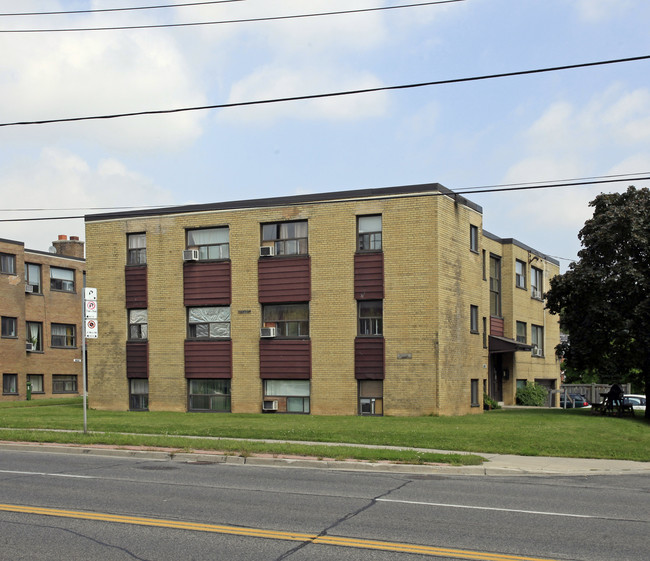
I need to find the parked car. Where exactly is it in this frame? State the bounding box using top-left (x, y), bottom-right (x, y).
top-left (559, 393), bottom-right (590, 408)
top-left (623, 394), bottom-right (646, 411)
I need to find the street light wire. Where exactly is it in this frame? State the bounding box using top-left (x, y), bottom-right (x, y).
top-left (0, 1), bottom-right (465, 33)
top-left (0, 0), bottom-right (244, 17)
top-left (1, 54), bottom-right (648, 128)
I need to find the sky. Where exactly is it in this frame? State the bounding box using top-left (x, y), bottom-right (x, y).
top-left (1, 0), bottom-right (649, 272)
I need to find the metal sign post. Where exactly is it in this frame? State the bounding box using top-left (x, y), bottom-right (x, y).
top-left (82, 288), bottom-right (98, 434)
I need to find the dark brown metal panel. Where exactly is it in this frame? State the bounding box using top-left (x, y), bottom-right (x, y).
top-left (125, 266), bottom-right (147, 308)
top-left (258, 256), bottom-right (310, 303)
top-left (490, 316), bottom-right (505, 337)
top-left (259, 339), bottom-right (311, 379)
top-left (354, 253), bottom-right (384, 300)
top-left (355, 337), bottom-right (385, 380)
top-left (126, 341), bottom-right (148, 378)
top-left (184, 340), bottom-right (232, 378)
top-left (184, 261), bottom-right (231, 306)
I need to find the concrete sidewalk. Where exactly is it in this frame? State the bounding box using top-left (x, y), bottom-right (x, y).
top-left (2, 440), bottom-right (649, 476)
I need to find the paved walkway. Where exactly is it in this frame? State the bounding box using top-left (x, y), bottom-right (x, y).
top-left (2, 438), bottom-right (649, 477)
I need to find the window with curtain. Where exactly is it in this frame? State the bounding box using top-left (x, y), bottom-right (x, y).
top-left (516, 321), bottom-right (527, 343)
top-left (0, 253), bottom-right (16, 274)
top-left (188, 379), bottom-right (231, 412)
top-left (51, 324), bottom-right (76, 348)
top-left (1, 317), bottom-right (17, 338)
top-left (187, 227), bottom-right (229, 260)
top-left (532, 325), bottom-right (544, 355)
top-left (26, 322), bottom-right (42, 351)
top-left (261, 221), bottom-right (308, 255)
top-left (515, 260), bottom-right (526, 289)
top-left (264, 380), bottom-right (310, 413)
top-left (3, 374), bottom-right (17, 395)
top-left (531, 267), bottom-right (543, 299)
top-left (50, 267), bottom-right (75, 292)
top-left (188, 307), bottom-right (230, 338)
top-left (129, 379), bottom-right (149, 410)
top-left (358, 215), bottom-right (382, 251)
top-left (129, 309), bottom-right (148, 340)
top-left (127, 233), bottom-right (146, 265)
top-left (489, 256), bottom-right (501, 317)
top-left (52, 375), bottom-right (77, 393)
top-left (27, 374), bottom-right (43, 393)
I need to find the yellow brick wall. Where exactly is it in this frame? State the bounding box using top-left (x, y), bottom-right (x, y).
top-left (86, 189), bottom-right (560, 415)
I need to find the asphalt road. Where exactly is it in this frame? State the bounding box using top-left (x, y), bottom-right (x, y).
top-left (0, 449), bottom-right (648, 560)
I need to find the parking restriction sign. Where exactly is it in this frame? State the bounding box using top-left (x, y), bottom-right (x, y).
top-left (85, 300), bottom-right (97, 318)
top-left (85, 319), bottom-right (98, 338)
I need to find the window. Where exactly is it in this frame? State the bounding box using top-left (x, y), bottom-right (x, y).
top-left (516, 321), bottom-right (527, 343)
top-left (188, 307), bottom-right (230, 338)
top-left (470, 225), bottom-right (479, 253)
top-left (482, 250), bottom-right (487, 281)
top-left (0, 253), bottom-right (16, 274)
top-left (515, 260), bottom-right (526, 289)
top-left (531, 267), bottom-right (543, 299)
top-left (358, 300), bottom-right (382, 336)
top-left (50, 267), bottom-right (75, 292)
top-left (51, 324), bottom-right (76, 348)
top-left (489, 256), bottom-right (501, 317)
top-left (516, 379), bottom-right (527, 391)
top-left (187, 227), bottom-right (229, 260)
top-left (129, 379), bottom-right (149, 411)
top-left (3, 374), bottom-right (17, 395)
top-left (127, 233), bottom-right (146, 265)
top-left (264, 380), bottom-right (310, 413)
top-left (52, 375), bottom-right (77, 393)
top-left (359, 380), bottom-right (383, 415)
top-left (27, 374), bottom-right (43, 393)
top-left (1, 317), bottom-right (17, 338)
top-left (129, 309), bottom-right (148, 340)
top-left (25, 263), bottom-right (41, 293)
top-left (262, 303), bottom-right (309, 337)
top-left (532, 325), bottom-right (544, 356)
top-left (188, 379), bottom-right (231, 412)
top-left (470, 305), bottom-right (479, 333)
top-left (26, 322), bottom-right (43, 351)
top-left (358, 215), bottom-right (382, 251)
top-left (471, 379), bottom-right (479, 407)
top-left (262, 221), bottom-right (308, 255)
top-left (482, 317), bottom-right (487, 348)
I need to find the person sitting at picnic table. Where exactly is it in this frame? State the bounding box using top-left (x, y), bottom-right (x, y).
top-left (605, 383), bottom-right (624, 411)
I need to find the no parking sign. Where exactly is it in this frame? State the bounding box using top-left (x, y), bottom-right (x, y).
top-left (85, 319), bottom-right (98, 338)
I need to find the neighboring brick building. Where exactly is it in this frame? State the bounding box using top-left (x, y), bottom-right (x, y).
top-left (84, 183), bottom-right (561, 416)
top-left (1, 235), bottom-right (85, 401)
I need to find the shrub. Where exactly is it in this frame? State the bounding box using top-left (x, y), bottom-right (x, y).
top-left (516, 383), bottom-right (548, 406)
top-left (483, 393), bottom-right (501, 410)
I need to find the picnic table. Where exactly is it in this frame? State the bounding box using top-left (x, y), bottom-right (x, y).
top-left (591, 385), bottom-right (634, 417)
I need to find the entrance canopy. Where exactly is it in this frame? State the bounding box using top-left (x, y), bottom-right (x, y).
top-left (489, 335), bottom-right (532, 354)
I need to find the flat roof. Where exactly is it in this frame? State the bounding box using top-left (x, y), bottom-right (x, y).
top-left (85, 182), bottom-right (483, 222)
top-left (483, 230), bottom-right (560, 266)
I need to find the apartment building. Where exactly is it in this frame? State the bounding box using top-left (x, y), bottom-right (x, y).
top-left (1, 235), bottom-right (85, 401)
top-left (84, 183), bottom-right (561, 416)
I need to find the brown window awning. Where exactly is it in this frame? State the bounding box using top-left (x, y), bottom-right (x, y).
top-left (489, 335), bottom-right (533, 354)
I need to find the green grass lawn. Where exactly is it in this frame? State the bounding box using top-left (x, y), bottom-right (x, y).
top-left (0, 398), bottom-right (648, 463)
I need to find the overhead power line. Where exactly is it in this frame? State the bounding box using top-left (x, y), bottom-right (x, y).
top-left (0, 1), bottom-right (244, 17)
top-left (1, 54), bottom-right (648, 128)
top-left (2, 174), bottom-right (649, 223)
top-left (0, 0), bottom-right (465, 33)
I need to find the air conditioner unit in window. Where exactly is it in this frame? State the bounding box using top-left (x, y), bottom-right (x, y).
top-left (182, 249), bottom-right (199, 261)
top-left (259, 246), bottom-right (274, 257)
top-left (532, 289), bottom-right (542, 300)
top-left (260, 327), bottom-right (276, 338)
top-left (26, 343), bottom-right (33, 351)
top-left (532, 347), bottom-right (543, 357)
top-left (262, 400), bottom-right (278, 411)
top-left (24, 284), bottom-right (33, 293)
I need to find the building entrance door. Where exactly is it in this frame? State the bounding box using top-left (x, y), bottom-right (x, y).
top-left (490, 354), bottom-right (504, 402)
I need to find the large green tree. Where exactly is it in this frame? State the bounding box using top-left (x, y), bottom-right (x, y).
top-left (546, 186), bottom-right (650, 419)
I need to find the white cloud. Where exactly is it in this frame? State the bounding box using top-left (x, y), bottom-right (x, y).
top-left (219, 65), bottom-right (389, 125)
top-left (575, 0), bottom-right (633, 22)
top-left (0, 148), bottom-right (173, 251)
top-left (0, 18), bottom-right (207, 152)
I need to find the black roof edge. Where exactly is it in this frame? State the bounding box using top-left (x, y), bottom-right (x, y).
top-left (483, 230), bottom-right (560, 266)
top-left (24, 248), bottom-right (85, 262)
top-left (85, 182), bottom-right (483, 222)
top-left (0, 237), bottom-right (25, 247)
